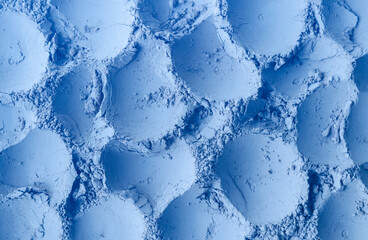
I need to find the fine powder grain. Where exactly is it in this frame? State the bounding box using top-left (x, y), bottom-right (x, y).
top-left (0, 0), bottom-right (368, 239)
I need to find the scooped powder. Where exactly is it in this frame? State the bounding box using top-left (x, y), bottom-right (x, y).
top-left (0, 0), bottom-right (367, 239)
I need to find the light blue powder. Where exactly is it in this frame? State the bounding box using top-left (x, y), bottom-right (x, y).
top-left (0, 0), bottom-right (368, 239)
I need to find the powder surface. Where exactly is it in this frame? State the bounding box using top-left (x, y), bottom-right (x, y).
top-left (0, 11), bottom-right (48, 93)
top-left (0, 0), bottom-right (368, 239)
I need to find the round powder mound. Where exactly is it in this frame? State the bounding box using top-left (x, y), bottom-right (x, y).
top-left (0, 128), bottom-right (76, 205)
top-left (0, 193), bottom-right (63, 239)
top-left (52, 0), bottom-right (135, 60)
top-left (52, 65), bottom-right (99, 143)
top-left (318, 180), bottom-right (368, 240)
top-left (226, 0), bottom-right (307, 56)
top-left (101, 139), bottom-right (196, 214)
top-left (158, 185), bottom-right (247, 240)
top-left (217, 133), bottom-right (307, 225)
top-left (297, 80), bottom-right (355, 169)
top-left (71, 195), bottom-right (147, 240)
top-left (104, 36), bottom-right (187, 142)
top-left (263, 37), bottom-right (353, 99)
top-left (171, 18), bottom-right (260, 102)
top-left (0, 11), bottom-right (48, 93)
